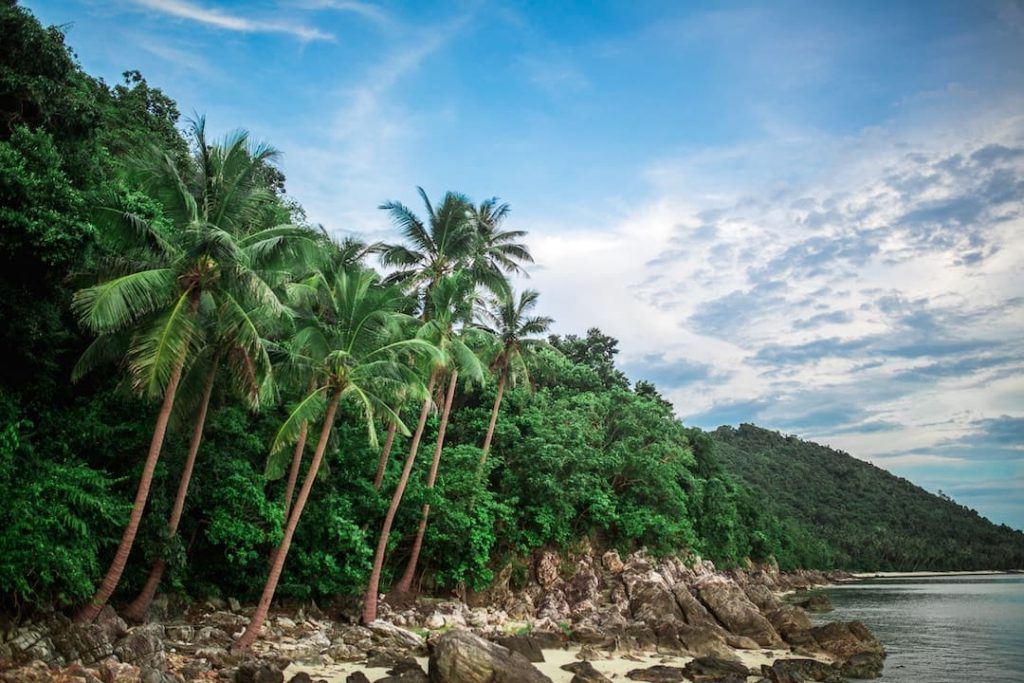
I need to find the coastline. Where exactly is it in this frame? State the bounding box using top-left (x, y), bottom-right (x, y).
top-left (850, 570), bottom-right (1020, 578)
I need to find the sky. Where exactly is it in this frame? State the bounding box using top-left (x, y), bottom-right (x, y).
top-left (25, 0), bottom-right (1024, 530)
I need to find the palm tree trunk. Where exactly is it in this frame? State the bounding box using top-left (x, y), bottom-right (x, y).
top-left (361, 369), bottom-right (438, 624)
top-left (393, 369), bottom-right (458, 594)
top-left (479, 365), bottom-right (507, 466)
top-left (123, 354), bottom-right (220, 623)
top-left (235, 389), bottom-right (341, 650)
top-left (373, 421), bottom-right (398, 490)
top-left (75, 350), bottom-right (189, 623)
top-left (280, 380), bottom-right (317, 521)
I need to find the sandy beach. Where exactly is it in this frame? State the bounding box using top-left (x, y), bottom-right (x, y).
top-left (283, 643), bottom-right (832, 682)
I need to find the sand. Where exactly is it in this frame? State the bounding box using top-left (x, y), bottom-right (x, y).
top-left (850, 570), bottom-right (1013, 578)
top-left (282, 644), bottom-right (830, 682)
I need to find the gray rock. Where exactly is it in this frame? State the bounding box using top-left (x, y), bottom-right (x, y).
top-left (113, 624), bottom-right (166, 670)
top-left (840, 651), bottom-right (883, 679)
top-left (492, 635), bottom-right (545, 662)
top-left (694, 576), bottom-right (784, 648)
top-left (561, 660), bottom-right (612, 683)
top-left (624, 664), bottom-right (686, 681)
top-left (428, 629), bottom-right (551, 683)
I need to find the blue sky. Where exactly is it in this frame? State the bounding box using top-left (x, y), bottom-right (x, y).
top-left (26, 0), bottom-right (1024, 530)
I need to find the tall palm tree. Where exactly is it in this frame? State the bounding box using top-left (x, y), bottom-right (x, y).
top-left (476, 289), bottom-right (553, 464)
top-left (466, 197), bottom-right (534, 296)
top-left (121, 298), bottom-right (279, 622)
top-left (71, 119), bottom-right (307, 623)
top-left (392, 275), bottom-right (486, 594)
top-left (237, 268), bottom-right (436, 649)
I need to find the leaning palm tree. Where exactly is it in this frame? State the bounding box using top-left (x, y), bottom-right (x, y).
top-left (121, 298), bottom-right (279, 622)
top-left (237, 268), bottom-right (437, 649)
top-left (391, 274), bottom-right (487, 595)
top-left (72, 119), bottom-right (309, 623)
top-left (476, 289), bottom-right (553, 464)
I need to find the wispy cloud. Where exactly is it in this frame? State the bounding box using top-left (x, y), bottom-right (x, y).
top-left (130, 0), bottom-right (333, 41)
top-left (295, 0), bottom-right (390, 26)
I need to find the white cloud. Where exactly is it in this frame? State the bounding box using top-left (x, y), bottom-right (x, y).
top-left (130, 0), bottom-right (333, 41)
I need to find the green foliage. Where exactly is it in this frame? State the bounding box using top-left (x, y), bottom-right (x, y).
top-left (0, 396), bottom-right (128, 609)
top-left (712, 424), bottom-right (1024, 571)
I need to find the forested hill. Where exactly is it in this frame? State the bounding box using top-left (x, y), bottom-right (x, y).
top-left (710, 424), bottom-right (1024, 571)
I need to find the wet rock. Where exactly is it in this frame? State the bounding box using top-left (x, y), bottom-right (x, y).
top-left (625, 664), bottom-right (686, 681)
top-left (809, 622), bottom-right (884, 661)
top-left (839, 651), bottom-right (884, 679)
top-left (428, 629), bottom-right (551, 683)
top-left (562, 660), bottom-right (612, 683)
top-left (492, 635), bottom-right (545, 662)
top-left (762, 658), bottom-right (843, 682)
top-left (795, 595), bottom-right (833, 613)
top-left (694, 576), bottom-right (784, 648)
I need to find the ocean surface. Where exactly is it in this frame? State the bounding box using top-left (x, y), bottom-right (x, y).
top-left (812, 574), bottom-right (1024, 682)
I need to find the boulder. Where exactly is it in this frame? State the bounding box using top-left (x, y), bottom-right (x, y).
top-left (428, 629), bottom-right (551, 683)
top-left (345, 674), bottom-right (371, 683)
top-left (113, 625), bottom-right (166, 670)
top-left (671, 586), bottom-right (722, 631)
top-left (694, 576), bottom-right (784, 647)
top-left (235, 661), bottom-right (284, 683)
top-left (809, 622), bottom-right (884, 660)
top-left (765, 606), bottom-right (813, 645)
top-left (682, 656), bottom-right (753, 682)
top-left (762, 658), bottom-right (843, 682)
top-left (50, 620), bottom-right (115, 665)
top-left (840, 651), bottom-right (884, 679)
top-left (535, 551), bottom-right (561, 589)
top-left (744, 584), bottom-right (781, 612)
top-left (601, 551), bottom-right (624, 575)
top-left (491, 635), bottom-right (545, 662)
top-left (561, 660), bottom-right (612, 683)
top-left (365, 621), bottom-right (426, 655)
top-left (624, 665), bottom-right (686, 681)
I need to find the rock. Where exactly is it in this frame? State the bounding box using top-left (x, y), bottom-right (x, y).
top-left (795, 595), bottom-right (833, 613)
top-left (365, 649), bottom-right (413, 670)
top-left (694, 576), bottom-right (784, 647)
top-left (682, 656), bottom-right (752, 681)
top-left (113, 625), bottom-right (166, 670)
top-left (364, 621), bottom-right (426, 654)
top-left (561, 660), bottom-right (612, 683)
top-left (345, 674), bottom-right (371, 683)
top-left (765, 606), bottom-right (813, 645)
top-left (625, 664), bottom-right (686, 681)
top-left (96, 607), bottom-right (129, 642)
top-left (228, 598), bottom-right (242, 613)
top-left (629, 578), bottom-right (684, 625)
top-left (235, 661), bottom-right (284, 683)
top-left (744, 584), bottom-right (781, 612)
top-left (51, 620), bottom-right (115, 665)
top-left (601, 551), bottom-right (624, 575)
top-left (276, 618), bottom-right (297, 630)
top-left (164, 625), bottom-right (194, 643)
top-left (492, 635), bottom-right (545, 662)
top-left (535, 551), bottom-right (561, 589)
top-left (809, 622), bottom-right (884, 660)
top-left (670, 586), bottom-right (721, 631)
top-left (724, 634), bottom-right (760, 650)
top-left (425, 613), bottom-right (445, 630)
top-left (840, 651), bottom-right (884, 679)
top-left (428, 629), bottom-right (551, 683)
top-left (97, 657), bottom-right (142, 683)
top-left (762, 658), bottom-right (843, 682)
top-left (286, 674), bottom-right (313, 683)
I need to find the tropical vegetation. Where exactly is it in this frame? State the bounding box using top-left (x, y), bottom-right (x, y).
top-left (1, 1), bottom-right (1021, 642)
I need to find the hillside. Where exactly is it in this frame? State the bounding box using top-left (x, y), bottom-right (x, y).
top-left (711, 424), bottom-right (1024, 571)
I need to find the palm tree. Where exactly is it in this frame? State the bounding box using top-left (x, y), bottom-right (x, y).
top-left (121, 298), bottom-right (278, 622)
top-left (237, 268), bottom-right (436, 649)
top-left (392, 275), bottom-right (486, 594)
top-left (476, 289), bottom-right (553, 465)
top-left (466, 197), bottom-right (534, 296)
top-left (71, 119), bottom-right (307, 623)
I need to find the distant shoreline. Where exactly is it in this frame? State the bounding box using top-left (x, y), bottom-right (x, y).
top-left (850, 570), bottom-right (1022, 578)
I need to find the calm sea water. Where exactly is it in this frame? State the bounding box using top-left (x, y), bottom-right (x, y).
top-left (812, 574), bottom-right (1024, 682)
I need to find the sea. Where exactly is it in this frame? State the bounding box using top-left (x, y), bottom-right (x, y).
top-left (813, 574), bottom-right (1024, 682)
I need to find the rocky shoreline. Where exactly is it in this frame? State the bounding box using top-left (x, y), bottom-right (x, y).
top-left (0, 549), bottom-right (885, 682)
